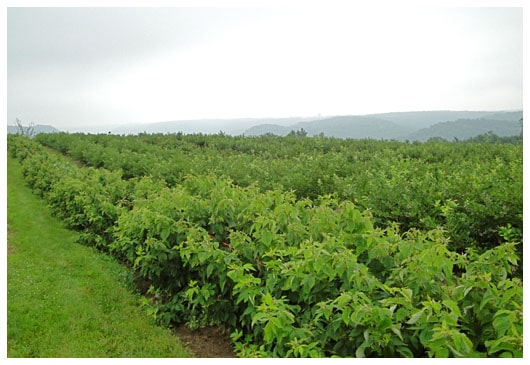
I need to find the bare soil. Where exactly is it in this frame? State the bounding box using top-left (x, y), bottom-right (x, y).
top-left (7, 244), bottom-right (16, 255)
top-left (7, 225), bottom-right (16, 255)
top-left (174, 325), bottom-right (237, 358)
top-left (134, 276), bottom-right (237, 357)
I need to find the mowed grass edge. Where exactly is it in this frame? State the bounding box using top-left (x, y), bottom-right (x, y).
top-left (7, 155), bottom-right (190, 358)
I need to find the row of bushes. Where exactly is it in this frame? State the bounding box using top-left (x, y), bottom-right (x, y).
top-left (8, 134), bottom-right (523, 357)
top-left (35, 132), bottom-right (523, 255)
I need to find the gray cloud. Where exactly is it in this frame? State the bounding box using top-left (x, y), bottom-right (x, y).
top-left (8, 7), bottom-right (264, 73)
top-left (6, 7), bottom-right (523, 131)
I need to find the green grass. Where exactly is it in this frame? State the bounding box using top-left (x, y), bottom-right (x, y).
top-left (7, 156), bottom-right (190, 357)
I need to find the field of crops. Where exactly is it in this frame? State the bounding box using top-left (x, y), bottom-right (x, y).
top-left (8, 132), bottom-right (523, 357)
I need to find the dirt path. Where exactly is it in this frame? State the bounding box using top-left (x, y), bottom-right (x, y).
top-left (135, 277), bottom-right (237, 357)
top-left (174, 325), bottom-right (237, 358)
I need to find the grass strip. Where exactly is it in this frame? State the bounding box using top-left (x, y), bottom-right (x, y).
top-left (7, 156), bottom-right (190, 358)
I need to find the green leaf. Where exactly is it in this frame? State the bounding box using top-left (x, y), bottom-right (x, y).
top-left (160, 228), bottom-right (170, 241)
top-left (337, 292), bottom-right (352, 307)
top-left (397, 345), bottom-right (414, 358)
top-left (242, 263), bottom-right (257, 272)
top-left (206, 262), bottom-right (216, 278)
top-left (442, 299), bottom-right (462, 317)
top-left (430, 344), bottom-right (449, 358)
top-left (355, 344), bottom-right (367, 358)
top-left (479, 292), bottom-right (496, 311)
top-left (452, 332), bottom-right (473, 356)
top-left (261, 230), bottom-right (273, 246)
top-left (400, 288), bottom-right (413, 302)
top-left (492, 312), bottom-right (512, 337)
top-left (341, 307), bottom-right (351, 325)
top-left (302, 275), bottom-right (315, 295)
top-left (263, 321), bottom-right (275, 342)
top-left (419, 328), bottom-right (432, 347)
top-left (407, 309), bottom-right (424, 325)
top-left (390, 326), bottom-right (404, 342)
top-left (251, 312), bottom-right (268, 326)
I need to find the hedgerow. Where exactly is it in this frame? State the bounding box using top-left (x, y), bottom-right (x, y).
top-left (35, 132), bottom-right (523, 253)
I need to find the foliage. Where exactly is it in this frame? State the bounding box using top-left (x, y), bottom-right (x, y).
top-left (34, 132), bottom-right (522, 254)
top-left (9, 133), bottom-right (523, 358)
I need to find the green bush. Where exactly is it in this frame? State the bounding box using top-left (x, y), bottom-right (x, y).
top-left (10, 134), bottom-right (522, 357)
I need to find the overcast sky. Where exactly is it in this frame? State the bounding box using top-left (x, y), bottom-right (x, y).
top-left (6, 4), bottom-right (523, 132)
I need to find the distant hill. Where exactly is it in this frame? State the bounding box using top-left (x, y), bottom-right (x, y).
top-left (365, 110), bottom-right (499, 130)
top-left (297, 116), bottom-right (412, 139)
top-left (404, 118), bottom-right (522, 142)
top-left (111, 117), bottom-right (325, 135)
top-left (243, 124), bottom-right (292, 136)
top-left (7, 124), bottom-right (60, 135)
top-left (244, 110), bottom-right (523, 141)
top-left (244, 116), bottom-right (411, 139)
top-left (4, 111), bottom-right (521, 140)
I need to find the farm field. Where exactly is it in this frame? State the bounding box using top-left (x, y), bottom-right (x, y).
top-left (7, 132), bottom-right (523, 357)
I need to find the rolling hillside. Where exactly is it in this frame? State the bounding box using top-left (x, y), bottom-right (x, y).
top-left (405, 118), bottom-right (521, 142)
top-left (246, 116), bottom-right (412, 140)
top-left (244, 110), bottom-right (523, 141)
top-left (7, 110), bottom-right (522, 141)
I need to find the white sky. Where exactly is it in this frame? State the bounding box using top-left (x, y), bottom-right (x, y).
top-left (4, 1), bottom-right (525, 132)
